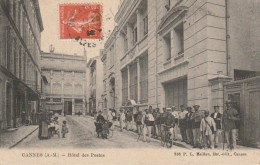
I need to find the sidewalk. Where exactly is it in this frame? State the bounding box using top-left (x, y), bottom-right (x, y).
top-left (0, 125), bottom-right (38, 149)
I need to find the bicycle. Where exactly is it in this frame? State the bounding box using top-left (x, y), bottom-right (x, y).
top-left (160, 124), bottom-right (173, 148)
top-left (94, 120), bottom-right (114, 139)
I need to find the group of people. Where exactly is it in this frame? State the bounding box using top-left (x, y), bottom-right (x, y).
top-left (38, 110), bottom-right (68, 140)
top-left (115, 100), bottom-right (240, 149)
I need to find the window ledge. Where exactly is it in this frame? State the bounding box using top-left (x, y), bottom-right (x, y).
top-left (174, 52), bottom-right (184, 60)
top-left (120, 35), bottom-right (148, 62)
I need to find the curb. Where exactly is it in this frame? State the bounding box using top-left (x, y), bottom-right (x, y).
top-left (9, 126), bottom-right (39, 149)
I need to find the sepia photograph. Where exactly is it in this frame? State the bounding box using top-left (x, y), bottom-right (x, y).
top-left (0, 0), bottom-right (259, 164)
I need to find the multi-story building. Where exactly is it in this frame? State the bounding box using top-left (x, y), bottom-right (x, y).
top-left (0, 0), bottom-right (43, 130)
top-left (86, 53), bottom-right (104, 114)
top-left (102, 0), bottom-right (260, 147)
top-left (41, 47), bottom-right (87, 115)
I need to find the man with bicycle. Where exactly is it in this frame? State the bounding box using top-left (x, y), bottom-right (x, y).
top-left (161, 108), bottom-right (175, 144)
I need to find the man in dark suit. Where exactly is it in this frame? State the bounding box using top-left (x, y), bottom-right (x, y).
top-left (210, 105), bottom-right (222, 148)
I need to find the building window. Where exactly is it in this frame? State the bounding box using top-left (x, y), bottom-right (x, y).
top-left (110, 45), bottom-right (114, 66)
top-left (53, 98), bottom-right (61, 102)
top-left (174, 23), bottom-right (184, 56)
top-left (140, 55), bottom-right (148, 103)
top-left (122, 69), bottom-right (128, 105)
top-left (163, 32), bottom-right (171, 61)
top-left (13, 0), bottom-right (16, 23)
top-left (103, 80), bottom-right (106, 92)
top-left (143, 15), bottom-right (148, 35)
top-left (124, 32), bottom-right (128, 53)
top-left (6, 28), bottom-right (11, 70)
top-left (132, 27), bottom-right (137, 44)
top-left (130, 62), bottom-right (138, 102)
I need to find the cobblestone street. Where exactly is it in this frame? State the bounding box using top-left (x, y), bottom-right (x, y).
top-left (16, 116), bottom-right (184, 149)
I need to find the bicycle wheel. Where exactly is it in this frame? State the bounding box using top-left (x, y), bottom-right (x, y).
top-left (166, 133), bottom-right (172, 148)
top-left (108, 129), bottom-right (113, 138)
top-left (161, 130), bottom-right (166, 146)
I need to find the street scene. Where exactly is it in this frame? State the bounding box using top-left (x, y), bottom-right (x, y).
top-left (15, 116), bottom-right (183, 149)
top-left (0, 0), bottom-right (260, 153)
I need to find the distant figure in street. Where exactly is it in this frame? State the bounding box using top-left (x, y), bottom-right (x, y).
top-left (153, 108), bottom-right (160, 138)
top-left (21, 111), bottom-right (26, 125)
top-left (179, 105), bottom-right (188, 142)
top-left (125, 110), bottom-right (133, 131)
top-left (143, 108), bottom-right (155, 143)
top-left (61, 120), bottom-right (68, 138)
top-left (223, 100), bottom-right (240, 149)
top-left (185, 106), bottom-right (193, 145)
top-left (119, 109), bottom-right (125, 131)
top-left (171, 106), bottom-right (179, 141)
top-left (200, 110), bottom-right (216, 149)
top-left (210, 105), bottom-right (222, 148)
top-left (191, 105), bottom-right (204, 148)
top-left (136, 108), bottom-right (143, 135)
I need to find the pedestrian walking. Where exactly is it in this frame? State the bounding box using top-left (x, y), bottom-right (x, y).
top-left (61, 120), bottom-right (69, 138)
top-left (143, 109), bottom-right (155, 143)
top-left (153, 108), bottom-right (161, 138)
top-left (171, 106), bottom-right (179, 141)
top-left (185, 106), bottom-right (193, 145)
top-left (223, 100), bottom-right (240, 149)
top-left (119, 109), bottom-right (126, 131)
top-left (179, 105), bottom-right (188, 142)
top-left (200, 110), bottom-right (216, 149)
top-left (136, 109), bottom-right (143, 135)
top-left (191, 104), bottom-right (204, 148)
top-left (210, 105), bottom-right (222, 148)
top-left (163, 108), bottom-right (175, 142)
top-left (126, 110), bottom-right (133, 130)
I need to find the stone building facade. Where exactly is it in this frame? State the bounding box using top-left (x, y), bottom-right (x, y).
top-left (86, 54), bottom-right (104, 114)
top-left (0, 0), bottom-right (43, 130)
top-left (41, 48), bottom-right (87, 115)
top-left (102, 0), bottom-right (260, 114)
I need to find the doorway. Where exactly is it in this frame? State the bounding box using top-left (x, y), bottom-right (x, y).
top-left (6, 83), bottom-right (12, 128)
top-left (64, 101), bottom-right (72, 115)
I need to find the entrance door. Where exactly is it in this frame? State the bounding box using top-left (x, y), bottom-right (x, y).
top-left (164, 78), bottom-right (187, 109)
top-left (247, 90), bottom-right (260, 147)
top-left (6, 84), bottom-right (12, 128)
top-left (64, 101), bottom-right (72, 115)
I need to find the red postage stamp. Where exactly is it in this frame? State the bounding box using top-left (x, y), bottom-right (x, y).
top-left (59, 4), bottom-right (102, 39)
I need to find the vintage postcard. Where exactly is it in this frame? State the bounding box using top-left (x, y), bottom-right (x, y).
top-left (0, 0), bottom-right (260, 164)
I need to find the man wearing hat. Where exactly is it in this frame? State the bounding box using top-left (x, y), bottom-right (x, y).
top-left (210, 105), bottom-right (222, 148)
top-left (142, 108), bottom-right (155, 142)
top-left (171, 106), bottom-right (179, 141)
top-left (163, 108), bottom-right (175, 142)
top-left (185, 106), bottom-right (193, 145)
top-left (223, 100), bottom-right (240, 149)
top-left (119, 109), bottom-right (126, 132)
top-left (191, 104), bottom-right (204, 148)
top-left (179, 105), bottom-right (188, 142)
top-left (200, 110), bottom-right (216, 149)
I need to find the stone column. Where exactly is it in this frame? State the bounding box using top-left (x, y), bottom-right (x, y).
top-left (50, 70), bottom-right (53, 95)
top-left (127, 65), bottom-right (130, 100)
top-left (137, 59), bottom-right (140, 104)
top-left (72, 98), bottom-right (75, 115)
top-left (126, 23), bottom-right (133, 50)
top-left (209, 74), bottom-right (232, 113)
top-left (61, 98), bottom-right (64, 116)
top-left (136, 9), bottom-right (142, 42)
top-left (83, 99), bottom-right (86, 115)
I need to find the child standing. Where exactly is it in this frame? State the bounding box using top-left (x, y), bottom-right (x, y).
top-left (61, 120), bottom-right (68, 138)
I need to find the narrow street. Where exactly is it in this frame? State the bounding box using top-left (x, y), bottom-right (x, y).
top-left (15, 116), bottom-right (184, 149)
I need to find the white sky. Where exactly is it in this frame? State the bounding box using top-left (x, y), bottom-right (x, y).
top-left (39, 0), bottom-right (120, 59)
